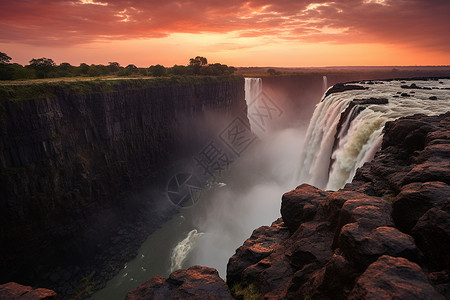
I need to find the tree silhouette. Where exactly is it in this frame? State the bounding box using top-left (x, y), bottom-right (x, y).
top-left (148, 65), bottom-right (166, 76)
top-left (107, 62), bottom-right (121, 73)
top-left (189, 56), bottom-right (208, 66)
top-left (0, 52), bottom-right (11, 64)
top-left (28, 57), bottom-right (56, 78)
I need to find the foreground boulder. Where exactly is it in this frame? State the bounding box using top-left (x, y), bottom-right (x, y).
top-left (0, 282), bottom-right (57, 300)
top-left (349, 255), bottom-right (444, 300)
top-left (126, 266), bottom-right (232, 300)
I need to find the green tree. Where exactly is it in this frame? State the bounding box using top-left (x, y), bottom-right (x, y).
top-left (28, 57), bottom-right (56, 78)
top-left (78, 63), bottom-right (90, 75)
top-left (199, 63), bottom-right (236, 76)
top-left (148, 64), bottom-right (166, 76)
top-left (58, 62), bottom-right (75, 77)
top-left (9, 63), bottom-right (35, 79)
top-left (87, 65), bottom-right (101, 77)
top-left (189, 56), bottom-right (208, 66)
top-left (125, 64), bottom-right (137, 70)
top-left (0, 51), bottom-right (13, 80)
top-left (169, 65), bottom-right (189, 76)
top-left (0, 52), bottom-right (12, 64)
top-left (107, 62), bottom-right (121, 73)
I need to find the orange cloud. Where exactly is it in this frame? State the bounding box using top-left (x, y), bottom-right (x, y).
top-left (1, 0), bottom-right (449, 51)
top-left (1, 0), bottom-right (449, 66)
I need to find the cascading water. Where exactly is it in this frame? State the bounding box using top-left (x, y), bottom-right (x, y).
top-left (322, 76), bottom-right (328, 94)
top-left (299, 79), bottom-right (450, 191)
top-left (245, 78), bottom-right (262, 108)
top-left (170, 229), bottom-right (203, 272)
top-left (244, 78), bottom-right (263, 136)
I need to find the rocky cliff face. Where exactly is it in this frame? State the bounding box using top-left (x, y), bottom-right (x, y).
top-left (132, 112), bottom-right (449, 299)
top-left (0, 77), bottom-right (246, 294)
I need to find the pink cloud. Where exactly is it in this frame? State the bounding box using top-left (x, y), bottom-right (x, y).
top-left (0, 0), bottom-right (449, 52)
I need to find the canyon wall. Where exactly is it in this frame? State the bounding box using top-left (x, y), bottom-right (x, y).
top-left (0, 76), bottom-right (246, 288)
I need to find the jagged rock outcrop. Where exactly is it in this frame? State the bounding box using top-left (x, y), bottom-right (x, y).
top-left (126, 266), bottom-right (232, 300)
top-left (225, 113), bottom-right (449, 299)
top-left (0, 282), bottom-right (57, 300)
top-left (324, 83), bottom-right (367, 97)
top-left (0, 77), bottom-right (246, 297)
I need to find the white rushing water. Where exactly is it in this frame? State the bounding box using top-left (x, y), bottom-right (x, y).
top-left (322, 76), bottom-right (328, 94)
top-left (244, 77), bottom-right (263, 136)
top-left (299, 79), bottom-right (450, 190)
top-left (170, 229), bottom-right (203, 272)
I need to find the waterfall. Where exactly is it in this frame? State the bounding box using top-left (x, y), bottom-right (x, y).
top-left (245, 78), bottom-right (262, 107)
top-left (322, 76), bottom-right (328, 94)
top-left (299, 79), bottom-right (450, 191)
top-left (170, 229), bottom-right (203, 272)
top-left (244, 78), bottom-right (262, 135)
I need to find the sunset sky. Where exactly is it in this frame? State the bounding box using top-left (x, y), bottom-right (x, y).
top-left (1, 0), bottom-right (449, 67)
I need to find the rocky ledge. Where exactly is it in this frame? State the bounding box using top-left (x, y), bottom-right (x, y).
top-left (0, 282), bottom-right (57, 300)
top-left (130, 112), bottom-right (449, 299)
top-left (126, 266), bottom-right (233, 300)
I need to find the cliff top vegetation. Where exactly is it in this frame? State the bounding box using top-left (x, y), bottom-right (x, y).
top-left (0, 75), bottom-right (242, 102)
top-left (0, 52), bottom-right (237, 81)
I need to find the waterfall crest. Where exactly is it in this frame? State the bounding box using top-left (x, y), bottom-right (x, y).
top-left (299, 79), bottom-right (450, 190)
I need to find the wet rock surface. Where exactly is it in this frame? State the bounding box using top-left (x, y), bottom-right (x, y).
top-left (349, 255), bottom-right (444, 300)
top-left (126, 266), bottom-right (233, 300)
top-left (324, 83), bottom-right (367, 98)
top-left (0, 282), bottom-right (57, 300)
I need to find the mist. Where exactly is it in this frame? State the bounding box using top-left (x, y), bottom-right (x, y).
top-left (89, 77), bottom-right (320, 299)
top-left (186, 119), bottom-right (307, 277)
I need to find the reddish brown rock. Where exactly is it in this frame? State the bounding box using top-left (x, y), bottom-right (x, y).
top-left (338, 225), bottom-right (422, 270)
top-left (287, 254), bottom-right (358, 300)
top-left (429, 270), bottom-right (450, 299)
top-left (126, 266), bottom-right (232, 300)
top-left (412, 201), bottom-right (450, 269)
top-left (349, 256), bottom-right (443, 300)
top-left (226, 219), bottom-right (289, 287)
top-left (392, 181), bottom-right (449, 233)
top-left (281, 184), bottom-right (330, 233)
top-left (0, 282), bottom-right (57, 300)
